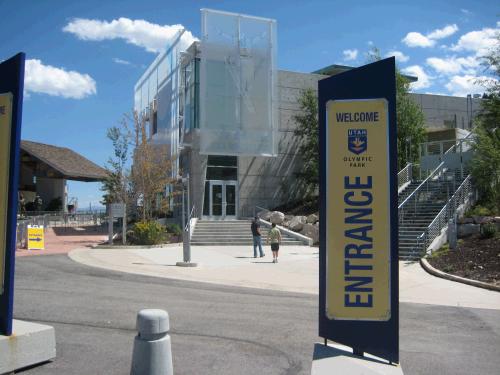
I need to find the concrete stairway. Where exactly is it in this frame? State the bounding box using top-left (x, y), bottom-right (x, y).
top-left (191, 220), bottom-right (306, 246)
top-left (398, 169), bottom-right (468, 260)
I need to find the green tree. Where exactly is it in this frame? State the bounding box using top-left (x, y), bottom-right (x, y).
top-left (101, 119), bottom-right (131, 206)
top-left (367, 47), bottom-right (426, 169)
top-left (470, 35), bottom-right (500, 213)
top-left (293, 88), bottom-right (319, 196)
top-left (293, 49), bottom-right (427, 195)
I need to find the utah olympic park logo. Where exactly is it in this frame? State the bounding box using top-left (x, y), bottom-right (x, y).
top-left (347, 129), bottom-right (367, 155)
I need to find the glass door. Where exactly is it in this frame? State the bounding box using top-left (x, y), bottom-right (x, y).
top-left (208, 180), bottom-right (237, 219)
top-left (224, 182), bottom-right (237, 219)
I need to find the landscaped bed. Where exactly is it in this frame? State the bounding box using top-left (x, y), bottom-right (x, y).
top-left (427, 233), bottom-right (500, 287)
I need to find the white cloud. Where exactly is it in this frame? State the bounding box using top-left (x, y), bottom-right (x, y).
top-left (25, 59), bottom-right (96, 99)
top-left (460, 9), bottom-right (471, 16)
top-left (426, 56), bottom-right (480, 75)
top-left (451, 26), bottom-right (499, 55)
top-left (402, 65), bottom-right (432, 90)
top-left (63, 17), bottom-right (198, 53)
top-left (343, 49), bottom-right (358, 61)
top-left (402, 32), bottom-right (434, 48)
top-left (385, 50), bottom-right (409, 63)
top-left (445, 74), bottom-right (490, 97)
top-left (113, 57), bottom-right (132, 66)
top-left (402, 24), bottom-right (459, 48)
top-left (427, 24), bottom-right (459, 40)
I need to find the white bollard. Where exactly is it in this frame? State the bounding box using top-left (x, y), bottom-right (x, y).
top-left (130, 309), bottom-right (173, 375)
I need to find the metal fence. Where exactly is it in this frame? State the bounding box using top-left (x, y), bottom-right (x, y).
top-left (16, 211), bottom-right (107, 249)
top-left (397, 163), bottom-right (413, 191)
top-left (421, 175), bottom-right (474, 251)
top-left (398, 162), bottom-right (446, 224)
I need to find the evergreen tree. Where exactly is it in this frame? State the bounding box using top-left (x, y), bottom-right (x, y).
top-left (470, 35), bottom-right (500, 212)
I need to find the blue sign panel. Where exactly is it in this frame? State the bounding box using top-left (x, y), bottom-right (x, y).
top-left (0, 53), bottom-right (25, 336)
top-left (318, 58), bottom-right (399, 363)
top-left (347, 129), bottom-right (368, 155)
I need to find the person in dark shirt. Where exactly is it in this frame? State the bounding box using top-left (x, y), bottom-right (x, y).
top-left (251, 216), bottom-right (265, 258)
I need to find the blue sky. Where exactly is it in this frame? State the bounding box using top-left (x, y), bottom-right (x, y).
top-left (1, 0), bottom-right (498, 209)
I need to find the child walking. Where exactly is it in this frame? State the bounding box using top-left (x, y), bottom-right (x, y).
top-left (267, 223), bottom-right (282, 263)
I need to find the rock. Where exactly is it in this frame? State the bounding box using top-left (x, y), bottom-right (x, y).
top-left (473, 216), bottom-right (494, 224)
top-left (258, 211), bottom-right (272, 221)
top-left (306, 214), bottom-right (318, 224)
top-left (289, 216), bottom-right (306, 231)
top-left (494, 216), bottom-right (500, 223)
top-left (479, 216), bottom-right (494, 224)
top-left (459, 217), bottom-right (474, 224)
top-left (270, 211), bottom-right (285, 224)
top-left (285, 215), bottom-right (294, 222)
top-left (301, 223), bottom-right (319, 244)
top-left (457, 223), bottom-right (480, 238)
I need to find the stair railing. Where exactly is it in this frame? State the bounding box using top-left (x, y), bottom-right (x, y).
top-left (254, 205), bottom-right (270, 219)
top-left (397, 163), bottom-right (413, 193)
top-left (398, 161), bottom-right (445, 225)
top-left (414, 175), bottom-right (473, 256)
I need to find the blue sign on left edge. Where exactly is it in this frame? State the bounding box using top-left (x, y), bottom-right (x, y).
top-left (0, 53), bottom-right (25, 336)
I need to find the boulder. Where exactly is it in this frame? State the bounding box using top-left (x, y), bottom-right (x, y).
top-left (306, 214), bottom-right (319, 224)
top-left (258, 211), bottom-right (272, 221)
top-left (270, 211), bottom-right (285, 224)
top-left (494, 216), bottom-right (500, 223)
top-left (458, 217), bottom-right (474, 224)
top-left (301, 223), bottom-right (319, 244)
top-left (473, 216), bottom-right (494, 224)
top-left (285, 215), bottom-right (294, 222)
top-left (289, 216), bottom-right (306, 231)
top-left (457, 223), bottom-right (480, 238)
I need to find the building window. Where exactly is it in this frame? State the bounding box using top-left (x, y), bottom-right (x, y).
top-left (206, 156), bottom-right (237, 180)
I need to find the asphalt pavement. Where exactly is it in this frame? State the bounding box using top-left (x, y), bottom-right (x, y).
top-left (13, 254), bottom-right (500, 375)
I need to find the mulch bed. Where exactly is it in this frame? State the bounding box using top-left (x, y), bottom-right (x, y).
top-left (427, 234), bottom-right (500, 286)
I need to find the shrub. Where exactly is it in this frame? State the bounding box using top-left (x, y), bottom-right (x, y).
top-left (465, 205), bottom-right (492, 217)
top-left (480, 223), bottom-right (497, 239)
top-left (166, 223), bottom-right (182, 236)
top-left (130, 221), bottom-right (167, 245)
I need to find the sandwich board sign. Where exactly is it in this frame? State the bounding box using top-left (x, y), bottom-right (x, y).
top-left (318, 57), bottom-right (399, 363)
top-left (27, 225), bottom-right (45, 250)
top-left (0, 53), bottom-right (25, 336)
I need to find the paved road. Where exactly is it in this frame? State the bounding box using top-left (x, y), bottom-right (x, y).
top-left (14, 255), bottom-right (500, 375)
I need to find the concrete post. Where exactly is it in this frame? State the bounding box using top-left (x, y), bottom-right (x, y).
top-left (130, 309), bottom-right (173, 375)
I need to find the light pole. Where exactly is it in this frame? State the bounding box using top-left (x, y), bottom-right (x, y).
top-left (176, 173), bottom-right (197, 267)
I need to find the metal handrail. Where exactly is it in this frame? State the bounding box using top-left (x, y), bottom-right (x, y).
top-left (397, 163), bottom-right (413, 190)
top-left (443, 132), bottom-right (474, 156)
top-left (254, 205), bottom-right (270, 218)
top-left (398, 161), bottom-right (445, 210)
top-left (416, 174), bottom-right (472, 255)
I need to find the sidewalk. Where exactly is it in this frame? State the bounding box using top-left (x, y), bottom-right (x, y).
top-left (69, 244), bottom-right (500, 310)
top-left (17, 226), bottom-right (107, 257)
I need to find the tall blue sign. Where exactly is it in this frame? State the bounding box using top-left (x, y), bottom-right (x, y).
top-left (318, 57), bottom-right (399, 363)
top-left (0, 53), bottom-right (25, 336)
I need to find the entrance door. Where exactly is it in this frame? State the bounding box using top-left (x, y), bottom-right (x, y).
top-left (208, 180), bottom-right (237, 219)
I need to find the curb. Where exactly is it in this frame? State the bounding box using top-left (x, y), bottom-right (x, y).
top-left (93, 242), bottom-right (181, 249)
top-left (420, 258), bottom-right (500, 292)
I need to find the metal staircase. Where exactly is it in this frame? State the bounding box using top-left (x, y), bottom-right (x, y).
top-left (397, 134), bottom-right (475, 260)
top-left (190, 220), bottom-right (305, 246)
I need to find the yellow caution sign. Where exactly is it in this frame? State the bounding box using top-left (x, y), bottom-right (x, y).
top-left (0, 93), bottom-right (13, 295)
top-left (27, 225), bottom-right (45, 250)
top-left (326, 98), bottom-right (391, 321)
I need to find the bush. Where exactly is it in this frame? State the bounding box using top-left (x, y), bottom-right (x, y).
top-left (480, 223), bottom-right (497, 239)
top-left (130, 221), bottom-right (167, 245)
top-left (465, 205), bottom-right (493, 217)
top-left (166, 223), bottom-right (182, 236)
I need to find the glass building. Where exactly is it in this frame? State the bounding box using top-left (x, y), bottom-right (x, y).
top-left (134, 9), bottom-right (481, 223)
